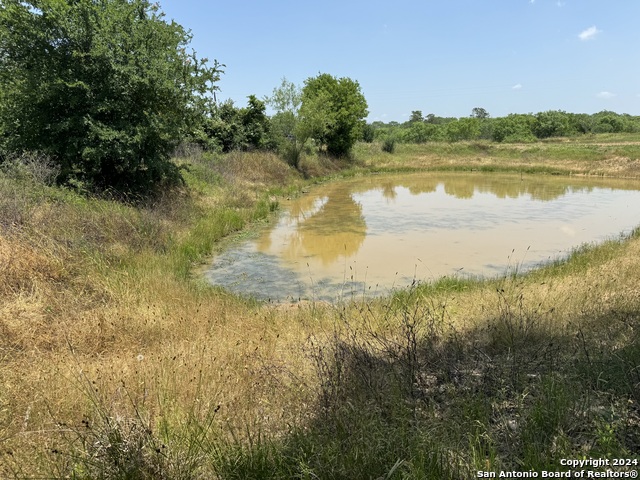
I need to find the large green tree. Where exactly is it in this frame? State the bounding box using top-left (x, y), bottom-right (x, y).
top-left (0, 0), bottom-right (221, 193)
top-left (301, 73), bottom-right (368, 157)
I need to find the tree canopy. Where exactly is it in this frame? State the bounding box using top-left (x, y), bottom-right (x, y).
top-left (266, 75), bottom-right (369, 167)
top-left (0, 0), bottom-right (222, 194)
top-left (471, 107), bottom-right (490, 119)
top-left (301, 73), bottom-right (368, 157)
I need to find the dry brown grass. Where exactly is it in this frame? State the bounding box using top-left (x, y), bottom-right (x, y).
top-left (0, 180), bottom-right (324, 474)
top-left (215, 151), bottom-right (298, 189)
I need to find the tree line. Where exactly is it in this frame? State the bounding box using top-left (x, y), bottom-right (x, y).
top-left (370, 109), bottom-right (640, 147)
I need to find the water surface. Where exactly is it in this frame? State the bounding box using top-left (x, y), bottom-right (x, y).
top-left (205, 172), bottom-right (640, 302)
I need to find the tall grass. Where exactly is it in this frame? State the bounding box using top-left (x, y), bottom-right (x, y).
top-left (165, 273), bottom-right (638, 477)
top-left (0, 150), bottom-right (292, 476)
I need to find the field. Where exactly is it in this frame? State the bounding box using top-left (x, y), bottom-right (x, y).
top-left (1, 139), bottom-right (639, 478)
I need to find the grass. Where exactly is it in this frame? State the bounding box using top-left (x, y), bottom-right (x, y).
top-left (353, 139), bottom-right (640, 178)
top-left (1, 137), bottom-right (639, 478)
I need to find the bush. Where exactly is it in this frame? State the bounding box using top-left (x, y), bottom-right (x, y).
top-left (593, 112), bottom-right (625, 134)
top-left (361, 123), bottom-right (375, 143)
top-left (492, 114), bottom-right (537, 143)
top-left (444, 118), bottom-right (481, 142)
top-left (202, 96), bottom-right (274, 153)
top-left (0, 152), bottom-right (60, 229)
top-left (405, 122), bottom-right (441, 143)
top-left (382, 137), bottom-right (396, 153)
top-left (533, 111), bottom-right (574, 139)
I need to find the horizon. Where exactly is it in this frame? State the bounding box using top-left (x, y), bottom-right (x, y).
top-left (159, 0), bottom-right (640, 123)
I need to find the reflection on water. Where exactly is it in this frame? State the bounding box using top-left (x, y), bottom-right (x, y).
top-left (281, 191), bottom-right (367, 265)
top-left (205, 172), bottom-right (640, 302)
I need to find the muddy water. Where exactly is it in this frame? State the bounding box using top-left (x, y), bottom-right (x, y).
top-left (204, 172), bottom-right (640, 302)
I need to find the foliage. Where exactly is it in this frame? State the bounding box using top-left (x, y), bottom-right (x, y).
top-left (444, 117), bottom-right (481, 142)
top-left (266, 74), bottom-right (369, 165)
top-left (361, 123), bottom-right (375, 143)
top-left (425, 113), bottom-right (456, 125)
top-left (0, 0), bottom-right (221, 194)
top-left (370, 110), bottom-right (640, 146)
top-left (409, 110), bottom-right (424, 123)
top-left (405, 121), bottom-right (441, 143)
top-left (570, 113), bottom-right (597, 134)
top-left (266, 78), bottom-right (309, 169)
top-left (301, 73), bottom-right (369, 157)
top-left (382, 136), bottom-right (397, 153)
top-left (201, 95), bottom-right (273, 153)
top-left (533, 110), bottom-right (573, 139)
top-left (491, 114), bottom-right (537, 143)
top-left (594, 111), bottom-right (626, 134)
top-left (240, 95), bottom-right (273, 150)
top-left (471, 107), bottom-right (490, 119)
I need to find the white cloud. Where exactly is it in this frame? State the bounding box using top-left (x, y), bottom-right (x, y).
top-left (579, 26), bottom-right (601, 41)
top-left (597, 91), bottom-right (616, 99)
top-left (512, 84), bottom-right (523, 90)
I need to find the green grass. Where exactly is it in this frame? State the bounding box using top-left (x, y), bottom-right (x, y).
top-left (354, 136), bottom-right (640, 179)
top-left (572, 132), bottom-right (640, 143)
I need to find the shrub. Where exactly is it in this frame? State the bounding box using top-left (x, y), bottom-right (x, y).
top-left (382, 137), bottom-right (396, 153)
top-left (361, 123), bottom-right (375, 143)
top-left (533, 111), bottom-right (574, 139)
top-left (492, 114), bottom-right (537, 143)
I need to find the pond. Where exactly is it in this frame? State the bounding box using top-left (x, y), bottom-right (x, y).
top-left (204, 172), bottom-right (640, 302)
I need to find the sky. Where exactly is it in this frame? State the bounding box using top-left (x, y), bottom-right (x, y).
top-left (159, 0), bottom-right (640, 122)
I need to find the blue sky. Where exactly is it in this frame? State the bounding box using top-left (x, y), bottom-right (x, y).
top-left (160, 0), bottom-right (640, 122)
